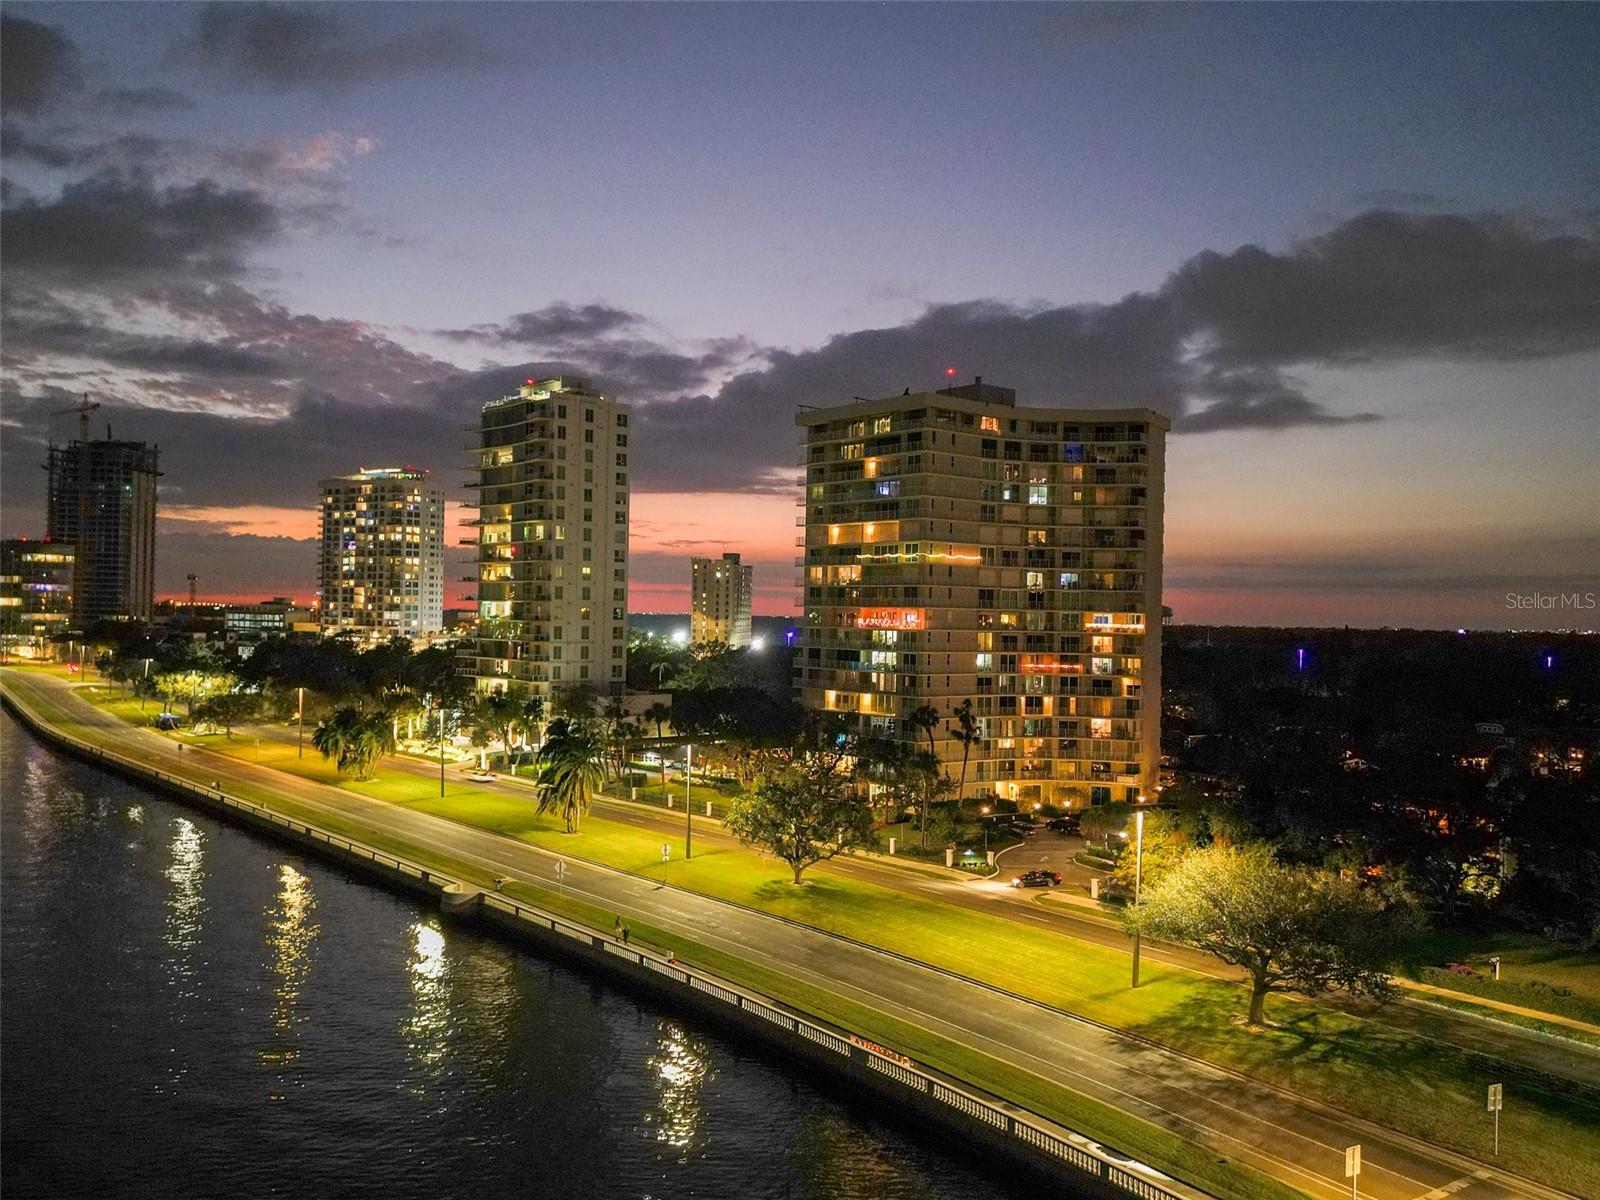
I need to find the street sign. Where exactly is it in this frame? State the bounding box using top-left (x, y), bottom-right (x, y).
top-left (1344, 1144), bottom-right (1361, 1198)
top-left (661, 842), bottom-right (670, 862)
top-left (1487, 1082), bottom-right (1503, 1111)
top-left (554, 860), bottom-right (567, 881)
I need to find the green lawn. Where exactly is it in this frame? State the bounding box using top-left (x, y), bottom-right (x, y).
top-left (20, 668), bottom-right (1600, 1196)
top-left (1401, 928), bottom-right (1600, 1026)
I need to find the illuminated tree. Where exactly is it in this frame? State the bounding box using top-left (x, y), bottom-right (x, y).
top-left (724, 749), bottom-right (875, 884)
top-left (534, 717), bottom-right (606, 833)
top-left (1127, 843), bottom-right (1416, 1025)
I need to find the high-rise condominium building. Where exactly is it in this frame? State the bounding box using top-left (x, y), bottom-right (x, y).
top-left (796, 379), bottom-right (1166, 808)
top-left (318, 468), bottom-right (445, 639)
top-left (46, 438), bottom-right (159, 625)
top-left (464, 377), bottom-right (630, 697)
top-left (0, 538), bottom-right (75, 655)
top-left (691, 552), bottom-right (754, 648)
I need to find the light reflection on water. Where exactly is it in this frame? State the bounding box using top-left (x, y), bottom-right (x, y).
top-left (404, 920), bottom-right (452, 1089)
top-left (647, 1020), bottom-right (711, 1160)
top-left (260, 864), bottom-right (318, 1078)
top-left (164, 818), bottom-right (205, 985)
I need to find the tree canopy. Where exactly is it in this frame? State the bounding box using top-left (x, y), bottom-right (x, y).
top-left (1128, 843), bottom-right (1417, 1025)
top-left (723, 746), bottom-right (875, 883)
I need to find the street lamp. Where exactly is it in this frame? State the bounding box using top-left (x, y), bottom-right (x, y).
top-left (139, 658), bottom-right (152, 712)
top-left (296, 686), bottom-right (305, 758)
top-left (1131, 809), bottom-right (1145, 989)
top-left (684, 743), bottom-right (694, 860)
top-left (436, 697), bottom-right (447, 798)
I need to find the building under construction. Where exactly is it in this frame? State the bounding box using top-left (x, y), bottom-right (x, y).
top-left (45, 437), bottom-right (160, 626)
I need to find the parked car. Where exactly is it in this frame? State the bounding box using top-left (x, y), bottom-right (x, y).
top-left (1007, 817), bottom-right (1042, 836)
top-left (1011, 869), bottom-right (1062, 888)
top-left (154, 713), bottom-right (182, 731)
top-left (466, 770), bottom-right (497, 782)
top-left (1046, 815), bottom-right (1081, 834)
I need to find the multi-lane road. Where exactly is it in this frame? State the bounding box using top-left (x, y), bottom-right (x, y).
top-left (3, 668), bottom-right (1587, 1200)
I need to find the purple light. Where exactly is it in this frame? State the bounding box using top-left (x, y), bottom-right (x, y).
top-left (1296, 647), bottom-right (1306, 672)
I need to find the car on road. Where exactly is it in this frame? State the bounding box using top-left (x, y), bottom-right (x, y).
top-left (1046, 815), bottom-right (1081, 834)
top-left (1011, 869), bottom-right (1062, 888)
top-left (154, 713), bottom-right (182, 731)
top-left (466, 770), bottom-right (497, 782)
top-left (1006, 818), bottom-right (1042, 836)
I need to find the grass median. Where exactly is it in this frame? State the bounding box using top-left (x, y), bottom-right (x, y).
top-left (14, 667), bottom-right (1600, 1196)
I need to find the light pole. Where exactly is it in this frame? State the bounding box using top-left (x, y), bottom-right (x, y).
top-left (436, 699), bottom-right (447, 798)
top-left (684, 743), bottom-right (693, 860)
top-left (140, 658), bottom-right (152, 712)
top-left (1131, 809), bottom-right (1145, 988)
top-left (296, 686), bottom-right (305, 758)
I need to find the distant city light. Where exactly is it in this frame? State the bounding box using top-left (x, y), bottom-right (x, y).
top-left (750, 636), bottom-right (766, 651)
top-left (671, 628), bottom-right (689, 645)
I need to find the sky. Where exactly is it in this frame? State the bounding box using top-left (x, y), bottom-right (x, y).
top-left (2, 2), bottom-right (1597, 629)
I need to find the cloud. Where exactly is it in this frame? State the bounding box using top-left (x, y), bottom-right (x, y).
top-left (90, 86), bottom-right (198, 115)
top-left (1, 172), bottom-right (282, 286)
top-left (443, 303), bottom-right (646, 345)
top-left (1168, 209), bottom-right (1600, 367)
top-left (0, 16), bottom-right (82, 115)
top-left (1175, 368), bottom-right (1382, 432)
top-left (177, 3), bottom-right (489, 92)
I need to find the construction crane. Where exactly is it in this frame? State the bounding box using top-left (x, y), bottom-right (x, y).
top-left (50, 394), bottom-right (100, 444)
top-left (187, 574), bottom-right (199, 606)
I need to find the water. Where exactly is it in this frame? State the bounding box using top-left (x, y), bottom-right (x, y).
top-left (0, 711), bottom-right (1027, 1200)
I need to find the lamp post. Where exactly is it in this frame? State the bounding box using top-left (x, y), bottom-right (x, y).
top-left (684, 743), bottom-right (694, 860)
top-left (436, 698), bottom-right (447, 798)
top-left (296, 686), bottom-right (305, 758)
top-left (140, 658), bottom-right (152, 712)
top-left (1131, 808), bottom-right (1145, 989)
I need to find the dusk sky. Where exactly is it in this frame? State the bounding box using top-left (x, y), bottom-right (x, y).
top-left (3, 2), bottom-right (1596, 629)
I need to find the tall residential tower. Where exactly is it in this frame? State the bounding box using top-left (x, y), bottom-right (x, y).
top-left (465, 377), bottom-right (630, 697)
top-left (317, 468), bottom-right (445, 640)
top-left (796, 379), bottom-right (1166, 808)
top-left (45, 437), bottom-right (159, 625)
top-left (691, 552), bottom-right (754, 647)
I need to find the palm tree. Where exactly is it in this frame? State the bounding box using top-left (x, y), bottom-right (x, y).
top-left (601, 696), bottom-right (631, 778)
top-left (909, 704), bottom-right (941, 759)
top-left (349, 712), bottom-right (396, 781)
top-left (516, 695), bottom-right (546, 769)
top-left (644, 700), bottom-right (673, 797)
top-left (908, 705), bottom-right (942, 846)
top-left (950, 699), bottom-right (979, 809)
top-left (312, 707), bottom-right (361, 776)
top-left (534, 718), bottom-right (607, 833)
top-left (312, 706), bottom-right (392, 781)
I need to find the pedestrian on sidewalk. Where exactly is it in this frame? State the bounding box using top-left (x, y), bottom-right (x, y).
top-left (621, 924), bottom-right (631, 946)
top-left (493, 876), bottom-right (506, 892)
top-left (614, 917), bottom-right (624, 942)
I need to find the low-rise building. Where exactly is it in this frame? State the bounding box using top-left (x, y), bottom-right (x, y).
top-left (0, 538), bottom-right (75, 658)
